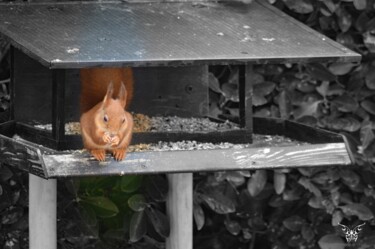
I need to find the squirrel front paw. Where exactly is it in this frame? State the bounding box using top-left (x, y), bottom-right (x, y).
top-left (103, 133), bottom-right (112, 144)
top-left (110, 136), bottom-right (120, 146)
top-left (91, 149), bottom-right (106, 161)
top-left (113, 149), bottom-right (127, 161)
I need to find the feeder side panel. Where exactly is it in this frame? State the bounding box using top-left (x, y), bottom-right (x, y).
top-left (13, 47), bottom-right (52, 125)
top-left (132, 66), bottom-right (208, 117)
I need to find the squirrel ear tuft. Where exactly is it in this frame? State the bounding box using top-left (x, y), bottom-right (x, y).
top-left (118, 82), bottom-right (127, 108)
top-left (102, 82), bottom-right (114, 105)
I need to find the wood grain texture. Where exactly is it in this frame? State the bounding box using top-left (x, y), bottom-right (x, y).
top-left (166, 173), bottom-right (193, 249)
top-left (0, 1), bottom-right (360, 68)
top-left (42, 142), bottom-right (351, 178)
top-left (29, 175), bottom-right (57, 249)
top-left (0, 133), bottom-right (46, 178)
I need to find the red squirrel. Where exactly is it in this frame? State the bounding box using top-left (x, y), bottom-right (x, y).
top-left (80, 68), bottom-right (134, 161)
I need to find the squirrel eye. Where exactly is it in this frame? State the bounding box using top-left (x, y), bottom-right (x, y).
top-left (122, 118), bottom-right (126, 123)
top-left (104, 115), bottom-right (108, 122)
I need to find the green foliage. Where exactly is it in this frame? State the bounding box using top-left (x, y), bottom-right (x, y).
top-left (57, 175), bottom-right (169, 249)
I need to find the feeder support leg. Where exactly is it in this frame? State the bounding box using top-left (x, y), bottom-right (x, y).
top-left (166, 173), bottom-right (193, 249)
top-left (29, 175), bottom-right (57, 249)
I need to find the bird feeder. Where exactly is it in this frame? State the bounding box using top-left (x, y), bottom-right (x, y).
top-left (0, 1), bottom-right (361, 249)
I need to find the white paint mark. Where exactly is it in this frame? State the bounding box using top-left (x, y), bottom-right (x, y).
top-left (263, 148), bottom-right (271, 154)
top-left (262, 38), bottom-right (275, 42)
top-left (66, 48), bottom-right (79, 54)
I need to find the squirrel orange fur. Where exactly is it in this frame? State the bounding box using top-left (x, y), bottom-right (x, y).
top-left (80, 68), bottom-right (134, 161)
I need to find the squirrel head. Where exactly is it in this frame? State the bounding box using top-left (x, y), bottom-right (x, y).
top-left (95, 82), bottom-right (129, 138)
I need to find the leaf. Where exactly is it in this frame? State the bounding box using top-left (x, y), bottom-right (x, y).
top-left (283, 215), bottom-right (305, 232)
top-left (250, 72), bottom-right (265, 85)
top-left (79, 205), bottom-right (98, 228)
top-left (365, 66), bottom-right (375, 90)
top-left (283, 0), bottom-right (314, 14)
top-left (0, 166), bottom-right (13, 182)
top-left (208, 73), bottom-right (222, 94)
top-left (298, 177), bottom-right (322, 197)
top-left (318, 234), bottom-right (346, 249)
top-left (302, 225), bottom-right (315, 241)
top-left (120, 175), bottom-right (142, 193)
top-left (340, 203), bottom-right (374, 220)
top-left (200, 190), bottom-right (236, 214)
top-left (328, 62), bottom-right (356, 75)
top-left (361, 99), bottom-right (375, 115)
top-left (1, 207), bottom-right (23, 225)
top-left (252, 94), bottom-right (268, 106)
top-left (254, 107), bottom-right (271, 117)
top-left (332, 94), bottom-right (359, 112)
top-left (221, 83), bottom-right (239, 102)
top-left (129, 211), bottom-right (147, 242)
top-left (296, 81), bottom-right (316, 93)
top-left (306, 63), bottom-right (336, 81)
top-left (323, 0), bottom-right (338, 15)
top-left (321, 117), bottom-right (361, 132)
top-left (283, 188), bottom-right (301, 201)
top-left (145, 175), bottom-right (169, 202)
top-left (331, 210), bottom-right (343, 226)
top-left (364, 31), bottom-right (375, 53)
top-left (336, 7), bottom-right (353, 32)
top-left (224, 171), bottom-right (246, 186)
top-left (278, 90), bottom-right (292, 119)
top-left (145, 207), bottom-right (170, 238)
top-left (308, 196), bottom-right (324, 209)
top-left (353, 0), bottom-right (367, 10)
top-left (247, 170), bottom-right (267, 197)
top-left (224, 219), bottom-right (241, 236)
top-left (253, 81), bottom-right (276, 96)
top-left (337, 32), bottom-right (355, 49)
top-left (327, 83), bottom-right (345, 96)
top-left (193, 202), bottom-right (205, 231)
top-left (273, 171), bottom-right (286, 195)
top-left (64, 179), bottom-right (80, 196)
top-left (316, 81), bottom-right (330, 97)
top-left (293, 100), bottom-right (321, 119)
top-left (128, 194), bottom-right (147, 212)
top-left (360, 121), bottom-right (375, 149)
top-left (81, 196), bottom-right (119, 218)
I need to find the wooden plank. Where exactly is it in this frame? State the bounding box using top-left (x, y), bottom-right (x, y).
top-left (253, 117), bottom-right (344, 144)
top-left (42, 142), bottom-right (351, 178)
top-left (29, 175), bottom-right (57, 249)
top-left (13, 47), bottom-right (53, 124)
top-left (52, 69), bottom-right (66, 143)
top-left (132, 66), bottom-right (208, 117)
top-left (166, 173), bottom-right (193, 249)
top-left (16, 123), bottom-right (252, 150)
top-left (0, 134), bottom-right (47, 178)
top-left (0, 1), bottom-right (360, 69)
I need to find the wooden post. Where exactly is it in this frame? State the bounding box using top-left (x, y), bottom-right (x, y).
top-left (166, 173), bottom-right (193, 249)
top-left (29, 175), bottom-right (57, 249)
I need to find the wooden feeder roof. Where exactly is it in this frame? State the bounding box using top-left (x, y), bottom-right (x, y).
top-left (0, 0), bottom-right (360, 68)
